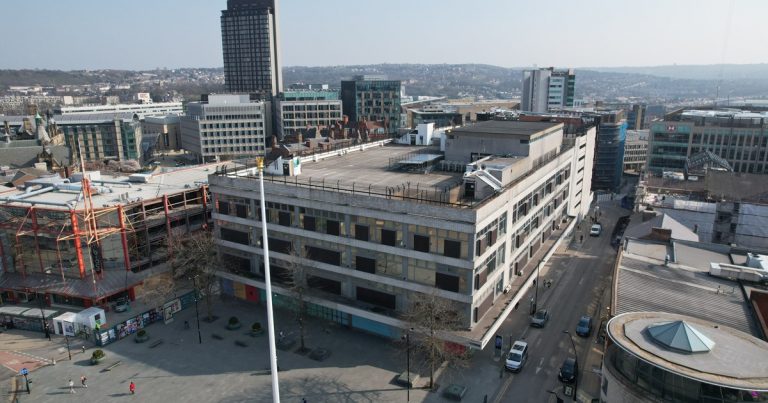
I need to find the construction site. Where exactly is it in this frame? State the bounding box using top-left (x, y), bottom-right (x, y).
top-left (0, 165), bottom-right (216, 311)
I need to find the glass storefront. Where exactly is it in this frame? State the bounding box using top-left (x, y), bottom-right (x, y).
top-left (606, 344), bottom-right (767, 402)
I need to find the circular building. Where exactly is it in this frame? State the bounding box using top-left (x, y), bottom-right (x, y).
top-left (603, 312), bottom-right (768, 402)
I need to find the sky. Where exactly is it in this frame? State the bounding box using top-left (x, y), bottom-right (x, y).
top-left (1, 0), bottom-right (766, 71)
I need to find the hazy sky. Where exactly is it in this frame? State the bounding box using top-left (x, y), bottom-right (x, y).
top-left (2, 0), bottom-right (765, 70)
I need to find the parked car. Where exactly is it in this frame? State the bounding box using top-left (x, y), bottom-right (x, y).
top-left (530, 309), bottom-right (550, 328)
top-left (505, 340), bottom-right (529, 372)
top-left (576, 315), bottom-right (593, 337)
top-left (558, 357), bottom-right (578, 383)
top-left (589, 223), bottom-right (602, 236)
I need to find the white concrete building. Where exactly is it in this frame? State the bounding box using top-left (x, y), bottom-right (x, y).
top-left (209, 120), bottom-right (595, 347)
top-left (55, 102), bottom-right (183, 118)
top-left (180, 94), bottom-right (270, 163)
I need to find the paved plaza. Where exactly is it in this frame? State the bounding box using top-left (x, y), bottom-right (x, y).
top-left (1, 298), bottom-right (435, 403)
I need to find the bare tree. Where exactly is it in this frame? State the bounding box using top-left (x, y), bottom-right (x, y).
top-left (403, 291), bottom-right (470, 390)
top-left (169, 230), bottom-right (221, 321)
top-left (138, 272), bottom-right (176, 309)
top-left (284, 246), bottom-right (310, 353)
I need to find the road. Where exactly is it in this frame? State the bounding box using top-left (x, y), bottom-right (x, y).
top-left (494, 202), bottom-right (624, 403)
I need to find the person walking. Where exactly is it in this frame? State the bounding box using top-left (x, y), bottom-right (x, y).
top-left (80, 375), bottom-right (87, 388)
top-left (129, 381), bottom-right (136, 395)
top-left (68, 379), bottom-right (75, 394)
top-left (81, 345), bottom-right (86, 354)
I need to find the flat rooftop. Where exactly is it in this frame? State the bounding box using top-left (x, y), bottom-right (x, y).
top-left (0, 163), bottom-right (224, 211)
top-left (608, 312), bottom-right (768, 391)
top-left (285, 145), bottom-right (462, 190)
top-left (450, 120), bottom-right (562, 137)
top-left (615, 248), bottom-right (758, 336)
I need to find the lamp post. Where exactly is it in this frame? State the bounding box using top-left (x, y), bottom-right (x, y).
top-left (34, 291), bottom-right (51, 341)
top-left (257, 157), bottom-right (281, 403)
top-left (190, 276), bottom-right (202, 344)
top-left (532, 260), bottom-right (541, 315)
top-left (65, 336), bottom-right (72, 360)
top-left (562, 330), bottom-right (578, 401)
top-left (403, 328), bottom-right (413, 402)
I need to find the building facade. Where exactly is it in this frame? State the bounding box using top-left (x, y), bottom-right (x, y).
top-left (180, 95), bottom-right (269, 163)
top-left (521, 68), bottom-right (575, 113)
top-left (647, 109), bottom-right (768, 175)
top-left (602, 312), bottom-right (768, 403)
top-left (209, 120), bottom-right (594, 347)
top-left (142, 115), bottom-right (182, 151)
top-left (592, 110), bottom-right (627, 191)
top-left (58, 113), bottom-right (143, 162)
top-left (221, 0), bottom-right (282, 98)
top-left (341, 76), bottom-right (402, 134)
top-left (623, 129), bottom-right (648, 173)
top-left (55, 102), bottom-right (183, 118)
top-left (278, 90), bottom-right (342, 136)
top-left (0, 166), bottom-right (213, 308)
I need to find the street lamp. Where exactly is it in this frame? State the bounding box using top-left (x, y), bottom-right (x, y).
top-left (562, 330), bottom-right (578, 401)
top-left (402, 328), bottom-right (414, 402)
top-left (189, 276), bottom-right (203, 344)
top-left (65, 336), bottom-right (72, 360)
top-left (256, 157), bottom-right (281, 403)
top-left (32, 290), bottom-right (51, 341)
top-left (531, 260), bottom-right (542, 315)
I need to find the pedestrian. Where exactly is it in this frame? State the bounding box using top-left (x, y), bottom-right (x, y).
top-left (302, 398), bottom-right (307, 403)
top-left (81, 345), bottom-right (86, 354)
top-left (184, 320), bottom-right (190, 329)
top-left (129, 381), bottom-right (136, 395)
top-left (68, 379), bottom-right (75, 394)
top-left (80, 375), bottom-right (87, 388)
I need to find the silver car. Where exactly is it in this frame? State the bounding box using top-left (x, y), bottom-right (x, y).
top-left (530, 309), bottom-right (550, 327)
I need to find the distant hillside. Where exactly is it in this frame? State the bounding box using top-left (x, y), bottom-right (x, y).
top-left (588, 64), bottom-right (768, 81)
top-left (0, 69), bottom-right (133, 87)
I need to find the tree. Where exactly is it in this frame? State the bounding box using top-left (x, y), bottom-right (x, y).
top-left (169, 230), bottom-right (221, 321)
top-left (138, 272), bottom-right (176, 309)
top-left (284, 246), bottom-right (310, 353)
top-left (403, 292), bottom-right (470, 390)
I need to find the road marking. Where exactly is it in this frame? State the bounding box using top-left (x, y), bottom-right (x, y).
top-left (535, 357), bottom-right (545, 374)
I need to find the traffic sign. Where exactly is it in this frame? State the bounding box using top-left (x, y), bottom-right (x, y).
top-left (20, 368), bottom-right (28, 376)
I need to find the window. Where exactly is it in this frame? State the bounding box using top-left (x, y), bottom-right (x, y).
top-left (356, 286), bottom-right (396, 310)
top-left (326, 220), bottom-right (340, 236)
top-left (218, 201), bottom-right (230, 215)
top-left (435, 272), bottom-right (460, 292)
top-left (307, 275), bottom-right (341, 295)
top-left (444, 240), bottom-right (461, 258)
top-left (220, 228), bottom-right (249, 245)
top-left (381, 229), bottom-right (397, 246)
top-left (413, 235), bottom-right (430, 252)
top-left (355, 256), bottom-right (376, 274)
top-left (267, 237), bottom-right (292, 254)
top-left (354, 224), bottom-right (369, 241)
top-left (235, 204), bottom-right (248, 218)
top-left (305, 246), bottom-right (341, 266)
top-left (303, 216), bottom-right (316, 231)
top-left (278, 211), bottom-right (292, 226)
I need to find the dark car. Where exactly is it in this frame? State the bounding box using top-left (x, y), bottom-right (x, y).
top-left (576, 315), bottom-right (593, 337)
top-left (558, 357), bottom-right (578, 383)
top-left (530, 309), bottom-right (550, 327)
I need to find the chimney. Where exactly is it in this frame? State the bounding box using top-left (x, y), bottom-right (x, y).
top-left (271, 135), bottom-right (279, 151)
top-left (649, 227), bottom-right (672, 243)
top-left (297, 132), bottom-right (303, 145)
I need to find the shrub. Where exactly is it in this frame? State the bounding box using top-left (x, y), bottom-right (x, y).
top-left (252, 322), bottom-right (262, 332)
top-left (228, 316), bottom-right (240, 325)
top-left (91, 349), bottom-right (105, 360)
top-left (137, 329), bottom-right (147, 337)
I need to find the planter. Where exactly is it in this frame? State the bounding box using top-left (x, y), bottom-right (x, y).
top-left (90, 357), bottom-right (105, 365)
top-left (90, 350), bottom-right (106, 365)
top-left (135, 330), bottom-right (149, 343)
top-left (226, 322), bottom-right (242, 330)
top-left (250, 323), bottom-right (264, 336)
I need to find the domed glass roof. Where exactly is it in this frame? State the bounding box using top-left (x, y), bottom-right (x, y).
top-left (647, 320), bottom-right (715, 353)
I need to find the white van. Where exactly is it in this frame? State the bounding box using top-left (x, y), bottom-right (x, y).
top-left (505, 340), bottom-right (529, 372)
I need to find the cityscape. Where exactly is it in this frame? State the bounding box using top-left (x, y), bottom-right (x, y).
top-left (1, 1), bottom-right (768, 402)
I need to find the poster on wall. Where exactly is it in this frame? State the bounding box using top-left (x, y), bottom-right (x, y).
top-left (99, 331), bottom-right (109, 345)
top-left (163, 298), bottom-right (181, 324)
